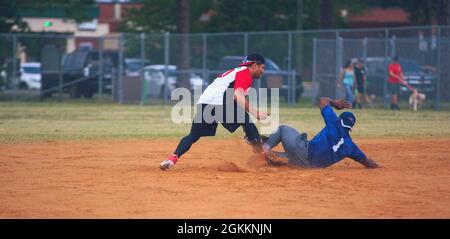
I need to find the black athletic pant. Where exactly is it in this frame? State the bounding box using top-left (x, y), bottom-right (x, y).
top-left (174, 104), bottom-right (261, 158)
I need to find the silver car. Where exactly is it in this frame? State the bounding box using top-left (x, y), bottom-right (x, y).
top-left (143, 65), bottom-right (207, 97)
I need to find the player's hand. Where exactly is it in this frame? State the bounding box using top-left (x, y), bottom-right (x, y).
top-left (332, 99), bottom-right (352, 110)
top-left (362, 157), bottom-right (382, 169)
top-left (367, 160), bottom-right (382, 169)
top-left (257, 111), bottom-right (269, 120)
top-left (368, 163), bottom-right (382, 169)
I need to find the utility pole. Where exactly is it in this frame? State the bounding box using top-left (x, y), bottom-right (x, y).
top-left (295, 0), bottom-right (303, 96)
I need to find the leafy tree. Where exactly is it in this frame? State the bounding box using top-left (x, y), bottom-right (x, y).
top-left (1, 0), bottom-right (95, 33)
top-left (0, 1), bottom-right (29, 33)
top-left (120, 0), bottom-right (177, 33)
top-left (365, 0), bottom-right (450, 26)
top-left (32, 0), bottom-right (97, 23)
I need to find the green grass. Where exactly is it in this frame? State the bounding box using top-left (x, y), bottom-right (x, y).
top-left (1, 100), bottom-right (450, 143)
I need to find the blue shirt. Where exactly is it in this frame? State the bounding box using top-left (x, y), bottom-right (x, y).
top-left (308, 105), bottom-right (366, 168)
top-left (343, 69), bottom-right (355, 86)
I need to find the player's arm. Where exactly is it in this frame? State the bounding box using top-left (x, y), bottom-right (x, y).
top-left (358, 156), bottom-right (381, 169)
top-left (389, 67), bottom-right (402, 81)
top-left (233, 70), bottom-right (268, 120)
top-left (319, 97), bottom-right (352, 126)
top-left (389, 70), bottom-right (398, 79)
top-left (399, 72), bottom-right (407, 84)
top-left (234, 90), bottom-right (268, 120)
top-left (319, 97), bottom-right (352, 110)
top-left (349, 145), bottom-right (381, 169)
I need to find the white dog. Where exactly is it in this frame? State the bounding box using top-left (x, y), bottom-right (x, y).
top-left (409, 91), bottom-right (426, 111)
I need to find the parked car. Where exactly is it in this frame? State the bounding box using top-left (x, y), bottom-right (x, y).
top-left (59, 50), bottom-right (98, 98)
top-left (217, 56), bottom-right (303, 102)
top-left (125, 58), bottom-right (151, 77)
top-left (397, 58), bottom-right (436, 96)
top-left (44, 49), bottom-right (119, 98)
top-left (19, 62), bottom-right (41, 90)
top-left (356, 57), bottom-right (436, 97)
top-left (143, 65), bottom-right (207, 97)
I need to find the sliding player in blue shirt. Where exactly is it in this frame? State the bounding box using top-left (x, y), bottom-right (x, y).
top-left (262, 97), bottom-right (380, 169)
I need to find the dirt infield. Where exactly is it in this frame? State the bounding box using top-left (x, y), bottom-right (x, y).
top-left (1, 138), bottom-right (450, 218)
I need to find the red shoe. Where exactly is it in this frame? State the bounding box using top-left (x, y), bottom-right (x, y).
top-left (160, 154), bottom-right (178, 170)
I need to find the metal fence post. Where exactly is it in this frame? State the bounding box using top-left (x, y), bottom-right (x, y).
top-left (99, 36), bottom-right (104, 99)
top-left (436, 27), bottom-right (441, 111)
top-left (58, 43), bottom-right (63, 102)
top-left (118, 33), bottom-right (124, 104)
top-left (384, 28), bottom-right (389, 109)
top-left (335, 31), bottom-right (341, 99)
top-left (12, 34), bottom-right (17, 102)
top-left (389, 32), bottom-right (397, 108)
top-left (288, 32), bottom-right (293, 106)
top-left (312, 38), bottom-right (317, 106)
top-left (362, 37), bottom-right (368, 61)
top-left (244, 33), bottom-right (248, 56)
top-left (202, 33), bottom-right (207, 85)
top-left (163, 32), bottom-right (170, 105)
top-left (390, 35), bottom-right (396, 57)
top-left (140, 32), bottom-right (146, 105)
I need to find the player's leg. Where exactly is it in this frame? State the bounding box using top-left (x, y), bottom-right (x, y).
top-left (281, 126), bottom-right (310, 168)
top-left (161, 104), bottom-right (218, 170)
top-left (356, 85), bottom-right (365, 109)
top-left (265, 125), bottom-right (310, 168)
top-left (389, 83), bottom-right (399, 110)
top-left (344, 84), bottom-right (353, 103)
top-left (241, 120), bottom-right (262, 153)
top-left (356, 92), bottom-right (362, 109)
top-left (279, 125), bottom-right (301, 153)
top-left (160, 132), bottom-right (203, 170)
top-left (263, 125), bottom-right (299, 152)
top-left (221, 102), bottom-right (263, 153)
top-left (361, 84), bottom-right (367, 104)
top-left (262, 125), bottom-right (284, 152)
top-left (174, 133), bottom-right (201, 157)
top-left (391, 91), bottom-right (398, 108)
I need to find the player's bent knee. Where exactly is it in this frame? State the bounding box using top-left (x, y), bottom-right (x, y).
top-left (279, 125), bottom-right (289, 133)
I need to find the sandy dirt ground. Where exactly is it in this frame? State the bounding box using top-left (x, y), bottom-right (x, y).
top-left (1, 138), bottom-right (450, 218)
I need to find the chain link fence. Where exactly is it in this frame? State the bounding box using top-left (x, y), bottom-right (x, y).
top-left (313, 26), bottom-right (450, 110)
top-left (1, 26), bottom-right (449, 110)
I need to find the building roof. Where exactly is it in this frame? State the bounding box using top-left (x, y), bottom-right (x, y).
top-left (350, 8), bottom-right (409, 24)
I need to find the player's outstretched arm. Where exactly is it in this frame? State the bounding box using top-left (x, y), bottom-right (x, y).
top-left (319, 97), bottom-right (352, 110)
top-left (358, 156), bottom-right (381, 169)
top-left (234, 90), bottom-right (269, 120)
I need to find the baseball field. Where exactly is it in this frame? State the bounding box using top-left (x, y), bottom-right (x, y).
top-left (1, 101), bottom-right (450, 218)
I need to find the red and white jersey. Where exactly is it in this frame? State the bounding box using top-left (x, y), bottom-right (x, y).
top-left (197, 67), bottom-right (253, 105)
